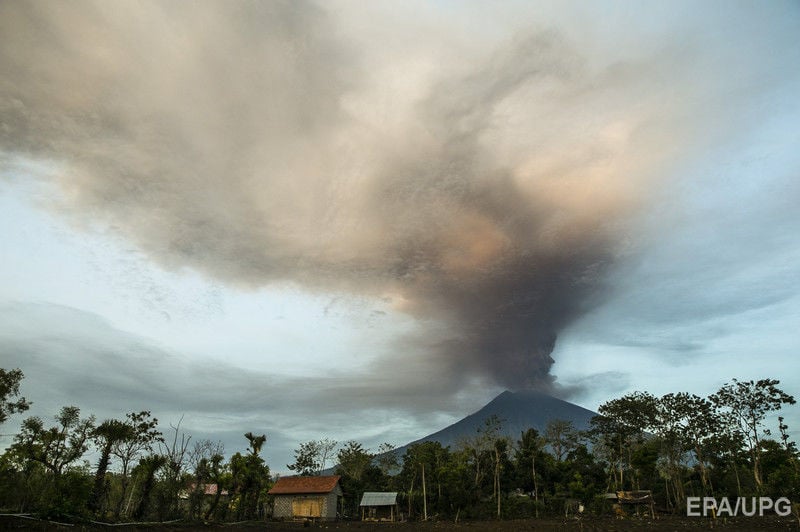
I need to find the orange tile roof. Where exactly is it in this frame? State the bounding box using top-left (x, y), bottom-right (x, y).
top-left (181, 483), bottom-right (229, 498)
top-left (201, 483), bottom-right (228, 496)
top-left (268, 475), bottom-right (341, 495)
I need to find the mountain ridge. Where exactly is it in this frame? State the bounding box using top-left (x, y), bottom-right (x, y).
top-left (391, 389), bottom-right (597, 456)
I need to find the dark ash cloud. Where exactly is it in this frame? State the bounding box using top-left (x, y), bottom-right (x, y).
top-left (2, 1), bottom-right (794, 392)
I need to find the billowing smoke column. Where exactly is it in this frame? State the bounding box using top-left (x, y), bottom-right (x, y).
top-left (1, 1), bottom-right (685, 390)
top-left (367, 68), bottom-right (617, 390)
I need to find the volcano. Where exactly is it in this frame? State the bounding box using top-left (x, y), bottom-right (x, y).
top-left (395, 390), bottom-right (597, 454)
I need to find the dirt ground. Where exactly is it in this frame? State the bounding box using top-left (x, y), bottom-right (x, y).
top-left (2, 515), bottom-right (799, 531)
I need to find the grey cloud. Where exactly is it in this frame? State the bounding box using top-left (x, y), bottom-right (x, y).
top-left (0, 302), bottom-right (474, 465)
top-left (556, 371), bottom-right (631, 401)
top-left (2, 1), bottom-right (798, 393)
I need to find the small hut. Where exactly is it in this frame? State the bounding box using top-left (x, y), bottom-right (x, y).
top-left (360, 492), bottom-right (399, 522)
top-left (603, 490), bottom-right (655, 518)
top-left (268, 475), bottom-right (342, 521)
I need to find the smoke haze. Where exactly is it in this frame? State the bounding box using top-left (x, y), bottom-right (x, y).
top-left (1, 1), bottom-right (793, 391)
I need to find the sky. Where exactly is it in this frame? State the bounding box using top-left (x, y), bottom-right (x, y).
top-left (1, 0), bottom-right (799, 472)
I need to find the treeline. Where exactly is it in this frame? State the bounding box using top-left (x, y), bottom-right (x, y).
top-left (0, 368), bottom-right (270, 522)
top-left (300, 379), bottom-right (798, 520)
top-left (1, 368), bottom-right (798, 523)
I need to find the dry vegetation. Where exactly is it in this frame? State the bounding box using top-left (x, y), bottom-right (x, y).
top-left (2, 514), bottom-right (800, 531)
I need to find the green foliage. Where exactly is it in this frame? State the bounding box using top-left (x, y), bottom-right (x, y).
top-left (11, 406), bottom-right (95, 477)
top-left (375, 442), bottom-right (399, 474)
top-left (590, 392), bottom-right (655, 492)
top-left (89, 418), bottom-right (135, 514)
top-left (230, 432), bottom-right (270, 520)
top-left (399, 440), bottom-right (453, 518)
top-left (335, 441), bottom-right (389, 518)
top-left (110, 411), bottom-right (163, 520)
top-left (286, 438), bottom-right (337, 476)
top-left (3, 414), bottom-right (94, 518)
top-left (760, 438), bottom-right (800, 499)
top-left (711, 378), bottom-right (796, 490)
top-left (337, 440), bottom-right (373, 481)
top-left (0, 367), bottom-right (31, 425)
top-left (132, 453), bottom-right (167, 520)
top-left (0, 371), bottom-right (797, 523)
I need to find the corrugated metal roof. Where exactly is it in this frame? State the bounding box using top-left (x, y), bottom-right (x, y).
top-left (360, 492), bottom-right (398, 506)
top-left (268, 475), bottom-right (341, 495)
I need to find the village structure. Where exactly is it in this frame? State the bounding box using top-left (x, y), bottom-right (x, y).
top-left (359, 492), bottom-right (399, 522)
top-left (604, 490), bottom-right (656, 518)
top-left (267, 475), bottom-right (342, 521)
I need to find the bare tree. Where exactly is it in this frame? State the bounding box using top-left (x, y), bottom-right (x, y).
top-left (158, 416), bottom-right (191, 519)
top-left (544, 419), bottom-right (579, 462)
top-left (187, 439), bottom-right (224, 519)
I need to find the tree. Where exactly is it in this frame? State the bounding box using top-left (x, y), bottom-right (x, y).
top-left (230, 432), bottom-right (270, 520)
top-left (591, 392), bottom-right (657, 491)
top-left (89, 418), bottom-right (133, 514)
top-left (245, 432), bottom-right (266, 456)
top-left (203, 451), bottom-right (227, 521)
top-left (491, 436), bottom-right (511, 519)
top-left (515, 428), bottom-right (546, 516)
top-left (760, 438), bottom-right (800, 499)
top-left (317, 438), bottom-right (338, 472)
top-left (458, 415), bottom-right (507, 507)
top-left (157, 417), bottom-right (191, 519)
top-left (673, 393), bottom-right (716, 495)
top-left (710, 379), bottom-right (796, 490)
top-left (400, 441), bottom-right (451, 520)
top-left (287, 440), bottom-right (320, 475)
top-left (110, 411), bottom-right (162, 518)
top-left (336, 441), bottom-right (386, 518)
top-left (651, 393), bottom-right (692, 510)
top-left (9, 406), bottom-right (94, 516)
top-left (471, 415), bottom-right (508, 518)
top-left (544, 419), bottom-right (579, 462)
top-left (778, 416), bottom-right (798, 454)
top-left (705, 410), bottom-right (747, 496)
top-left (375, 442), bottom-right (399, 475)
top-left (133, 453), bottom-right (167, 520)
top-left (287, 438), bottom-right (337, 475)
top-left (337, 440), bottom-right (373, 481)
top-left (12, 406), bottom-right (95, 477)
top-left (0, 368), bottom-right (31, 425)
top-left (187, 439), bottom-right (224, 520)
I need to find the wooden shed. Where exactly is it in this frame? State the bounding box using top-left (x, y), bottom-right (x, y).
top-left (603, 490), bottom-right (655, 518)
top-left (268, 475), bottom-right (342, 521)
top-left (360, 492), bottom-right (399, 521)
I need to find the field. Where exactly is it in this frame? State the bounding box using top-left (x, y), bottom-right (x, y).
top-left (2, 515), bottom-right (800, 531)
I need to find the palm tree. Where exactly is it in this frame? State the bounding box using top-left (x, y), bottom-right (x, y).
top-left (89, 419), bottom-right (135, 514)
top-left (134, 454), bottom-right (168, 520)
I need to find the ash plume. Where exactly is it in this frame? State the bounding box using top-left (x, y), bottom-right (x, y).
top-left (0, 1), bottom-right (737, 390)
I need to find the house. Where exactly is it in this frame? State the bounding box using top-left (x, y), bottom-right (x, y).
top-left (178, 483), bottom-right (229, 499)
top-left (360, 492), bottom-right (399, 521)
top-left (268, 475), bottom-right (342, 521)
top-left (177, 483), bottom-right (230, 518)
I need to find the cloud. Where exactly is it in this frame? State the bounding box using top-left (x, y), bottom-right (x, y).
top-left (0, 301), bottom-right (485, 466)
top-left (2, 1), bottom-right (799, 394)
